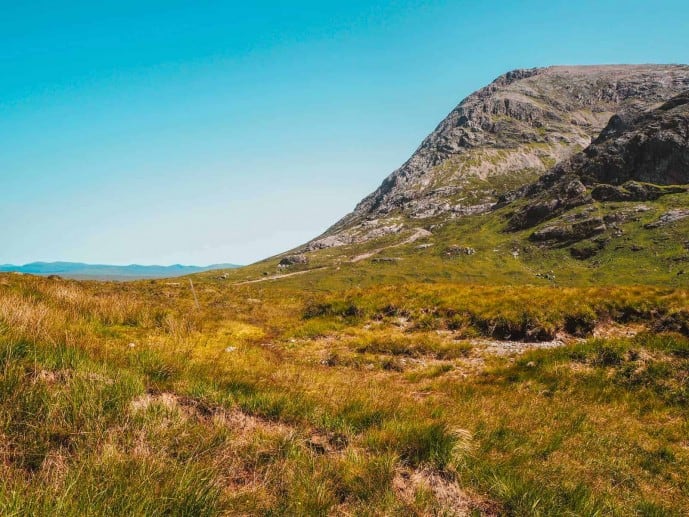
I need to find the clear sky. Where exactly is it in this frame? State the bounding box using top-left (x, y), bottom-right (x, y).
top-left (2, 1), bottom-right (688, 265)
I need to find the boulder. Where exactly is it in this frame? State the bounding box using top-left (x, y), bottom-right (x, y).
top-left (278, 255), bottom-right (308, 267)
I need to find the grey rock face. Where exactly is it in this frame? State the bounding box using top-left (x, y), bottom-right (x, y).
top-left (508, 90), bottom-right (689, 233)
top-left (278, 254), bottom-right (308, 267)
top-left (565, 91), bottom-right (689, 186)
top-left (506, 176), bottom-right (591, 231)
top-left (530, 217), bottom-right (607, 243)
top-left (311, 65), bottom-right (689, 249)
top-left (305, 221), bottom-right (405, 251)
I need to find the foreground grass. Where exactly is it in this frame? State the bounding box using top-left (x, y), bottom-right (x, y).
top-left (1, 273), bottom-right (688, 515)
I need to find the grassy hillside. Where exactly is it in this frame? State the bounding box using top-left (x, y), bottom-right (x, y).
top-left (227, 188), bottom-right (689, 291)
top-left (2, 255), bottom-right (689, 514)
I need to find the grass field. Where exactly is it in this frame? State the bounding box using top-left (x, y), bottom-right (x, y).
top-left (1, 262), bottom-right (689, 515)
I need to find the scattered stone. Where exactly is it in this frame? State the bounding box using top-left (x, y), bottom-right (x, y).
top-left (610, 224), bottom-right (624, 237)
top-left (320, 353), bottom-right (339, 367)
top-left (445, 245), bottom-right (476, 257)
top-left (644, 209), bottom-right (689, 229)
top-left (35, 369), bottom-right (71, 384)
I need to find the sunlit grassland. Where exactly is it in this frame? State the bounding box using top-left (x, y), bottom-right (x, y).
top-left (221, 190), bottom-right (689, 292)
top-left (1, 271), bottom-right (688, 515)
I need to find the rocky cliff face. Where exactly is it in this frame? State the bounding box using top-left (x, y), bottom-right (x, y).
top-left (569, 91), bottom-right (689, 186)
top-left (506, 90), bottom-right (689, 233)
top-left (306, 65), bottom-right (689, 251)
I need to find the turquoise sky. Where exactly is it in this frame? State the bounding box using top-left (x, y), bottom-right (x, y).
top-left (2, 1), bottom-right (688, 265)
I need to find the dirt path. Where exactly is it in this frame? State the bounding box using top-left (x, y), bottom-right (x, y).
top-left (233, 267), bottom-right (327, 285)
top-left (351, 228), bottom-right (432, 263)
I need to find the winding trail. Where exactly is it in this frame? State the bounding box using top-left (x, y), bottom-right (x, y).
top-left (233, 267), bottom-right (328, 285)
top-left (351, 228), bottom-right (432, 263)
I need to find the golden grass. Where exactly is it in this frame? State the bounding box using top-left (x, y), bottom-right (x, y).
top-left (1, 273), bottom-right (689, 515)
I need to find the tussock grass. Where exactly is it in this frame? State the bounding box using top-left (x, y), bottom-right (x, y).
top-left (304, 283), bottom-right (689, 341)
top-left (353, 333), bottom-right (473, 359)
top-left (1, 273), bottom-right (689, 514)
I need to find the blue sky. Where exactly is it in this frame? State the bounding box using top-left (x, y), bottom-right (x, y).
top-left (2, 1), bottom-right (688, 265)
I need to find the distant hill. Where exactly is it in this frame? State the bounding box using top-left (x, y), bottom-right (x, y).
top-left (0, 262), bottom-right (241, 281)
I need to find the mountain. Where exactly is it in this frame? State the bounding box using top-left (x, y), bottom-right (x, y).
top-left (0, 262), bottom-right (240, 281)
top-left (229, 64), bottom-right (689, 288)
top-left (304, 65), bottom-right (689, 251)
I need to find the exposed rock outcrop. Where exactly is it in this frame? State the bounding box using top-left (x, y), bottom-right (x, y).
top-left (507, 90), bottom-right (689, 233)
top-left (278, 254), bottom-right (308, 267)
top-left (591, 182), bottom-right (686, 202)
top-left (644, 209), bottom-right (689, 229)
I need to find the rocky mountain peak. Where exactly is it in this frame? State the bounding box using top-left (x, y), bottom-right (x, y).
top-left (305, 64), bottom-right (689, 252)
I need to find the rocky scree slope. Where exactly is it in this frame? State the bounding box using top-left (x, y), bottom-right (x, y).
top-left (304, 65), bottom-right (689, 252)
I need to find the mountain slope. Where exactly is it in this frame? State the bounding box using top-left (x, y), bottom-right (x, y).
top-left (219, 65), bottom-right (689, 289)
top-left (305, 65), bottom-right (689, 251)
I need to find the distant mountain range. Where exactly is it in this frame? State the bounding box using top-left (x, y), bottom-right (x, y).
top-left (0, 262), bottom-right (240, 281)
